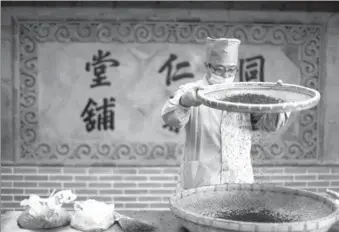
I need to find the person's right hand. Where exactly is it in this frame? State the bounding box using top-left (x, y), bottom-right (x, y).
top-left (179, 85), bottom-right (205, 107)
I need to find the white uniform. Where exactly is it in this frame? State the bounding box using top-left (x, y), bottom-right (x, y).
top-left (161, 75), bottom-right (290, 191)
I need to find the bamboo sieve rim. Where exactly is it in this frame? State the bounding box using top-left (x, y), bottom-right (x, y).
top-left (169, 183), bottom-right (339, 231)
top-left (196, 82), bottom-right (321, 113)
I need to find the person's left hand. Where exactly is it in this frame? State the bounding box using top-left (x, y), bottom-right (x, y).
top-left (251, 113), bottom-right (279, 132)
top-left (276, 79), bottom-right (283, 86)
top-left (251, 112), bottom-right (264, 123)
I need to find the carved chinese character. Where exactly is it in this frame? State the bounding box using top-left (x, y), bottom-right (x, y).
top-left (81, 97), bottom-right (116, 132)
top-left (85, 50), bottom-right (120, 88)
top-left (158, 54), bottom-right (194, 86)
top-left (239, 55), bottom-right (265, 82)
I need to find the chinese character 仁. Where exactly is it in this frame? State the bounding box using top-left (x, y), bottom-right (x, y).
top-left (85, 49), bottom-right (120, 88)
top-left (158, 54), bottom-right (194, 86)
top-left (239, 55), bottom-right (265, 82)
top-left (81, 97), bottom-right (116, 132)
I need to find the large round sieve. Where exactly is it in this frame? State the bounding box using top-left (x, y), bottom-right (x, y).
top-left (170, 184), bottom-right (339, 232)
top-left (196, 81), bottom-right (321, 113)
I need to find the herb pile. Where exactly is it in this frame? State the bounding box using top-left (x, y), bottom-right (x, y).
top-left (220, 93), bottom-right (286, 105)
top-left (213, 208), bottom-right (299, 223)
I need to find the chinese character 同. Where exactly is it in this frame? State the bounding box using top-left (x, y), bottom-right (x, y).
top-left (85, 50), bottom-right (120, 88)
top-left (239, 55), bottom-right (265, 82)
top-left (80, 97), bottom-right (116, 132)
top-left (158, 54), bottom-right (194, 86)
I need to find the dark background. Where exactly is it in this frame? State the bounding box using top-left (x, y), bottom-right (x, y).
top-left (1, 1), bottom-right (339, 12)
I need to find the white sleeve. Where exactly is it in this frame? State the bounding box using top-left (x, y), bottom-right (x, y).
top-left (161, 83), bottom-right (196, 128)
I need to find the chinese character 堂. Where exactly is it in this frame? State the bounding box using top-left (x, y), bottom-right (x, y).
top-left (85, 49), bottom-right (120, 88)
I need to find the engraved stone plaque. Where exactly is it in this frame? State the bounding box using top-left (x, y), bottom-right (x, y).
top-left (16, 21), bottom-right (323, 165)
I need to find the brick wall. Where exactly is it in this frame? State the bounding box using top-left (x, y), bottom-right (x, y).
top-left (1, 165), bottom-right (339, 213)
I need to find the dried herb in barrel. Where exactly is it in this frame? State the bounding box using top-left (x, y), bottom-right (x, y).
top-left (215, 209), bottom-right (298, 223)
top-left (221, 93), bottom-right (285, 105)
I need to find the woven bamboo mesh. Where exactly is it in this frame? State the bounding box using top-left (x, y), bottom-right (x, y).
top-left (170, 184), bottom-right (339, 232)
top-left (197, 82), bottom-right (320, 114)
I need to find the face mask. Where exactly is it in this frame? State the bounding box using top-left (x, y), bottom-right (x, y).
top-left (208, 72), bottom-right (223, 85)
top-left (208, 72), bottom-right (235, 85)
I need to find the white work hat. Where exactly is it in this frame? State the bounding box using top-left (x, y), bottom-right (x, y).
top-left (205, 37), bottom-right (241, 66)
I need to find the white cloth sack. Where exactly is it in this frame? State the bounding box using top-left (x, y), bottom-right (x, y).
top-left (70, 199), bottom-right (117, 232)
top-left (17, 190), bottom-right (77, 229)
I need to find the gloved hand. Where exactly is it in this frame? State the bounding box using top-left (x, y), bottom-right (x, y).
top-left (179, 85), bottom-right (205, 107)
